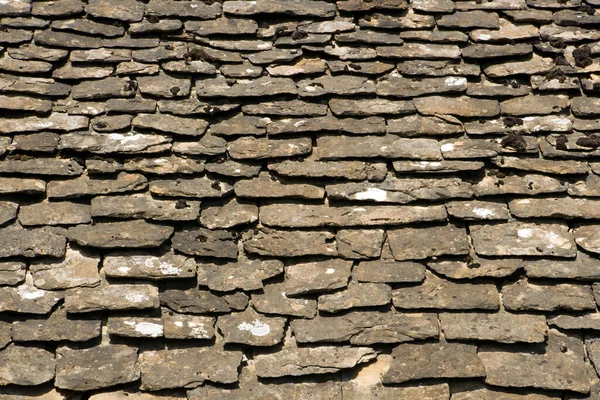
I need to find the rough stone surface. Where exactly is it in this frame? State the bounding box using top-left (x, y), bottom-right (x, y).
top-left (68, 221), bottom-right (173, 248)
top-left (0, 344), bottom-right (55, 386)
top-left (440, 312), bottom-right (547, 343)
top-left (64, 284), bottom-right (160, 313)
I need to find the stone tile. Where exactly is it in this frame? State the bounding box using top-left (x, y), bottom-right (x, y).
top-left (0, 113), bottom-right (88, 134)
top-left (235, 173), bottom-right (324, 199)
top-left (19, 202), bottom-right (91, 226)
top-left (64, 284), bottom-right (159, 313)
top-left (473, 174), bottom-right (567, 196)
top-left (387, 224), bottom-right (470, 260)
top-left (217, 307), bottom-right (286, 346)
top-left (318, 282), bottom-right (391, 313)
top-left (227, 136), bottom-right (312, 159)
top-left (12, 306), bottom-right (101, 342)
top-left (132, 113), bottom-right (208, 136)
top-left (0, 227), bottom-right (66, 258)
top-left (243, 228), bottom-right (337, 257)
top-left (59, 132), bottom-right (171, 154)
top-left (197, 258), bottom-right (282, 292)
top-left (160, 285), bottom-right (247, 314)
top-left (284, 259), bottom-right (351, 296)
top-left (0, 344), bottom-right (55, 386)
top-left (103, 252), bottom-right (196, 280)
top-left (163, 311), bottom-right (215, 340)
top-left (413, 96), bottom-right (500, 117)
top-left (268, 160), bottom-right (387, 181)
top-left (509, 197), bottom-right (600, 219)
top-left (336, 229), bottom-right (385, 259)
top-left (107, 316), bottom-right (164, 338)
top-left (446, 199), bottom-right (510, 220)
top-left (428, 255), bottom-right (523, 279)
top-left (0, 274), bottom-right (63, 314)
top-left (172, 228), bottom-right (238, 259)
top-left (91, 193), bottom-right (200, 221)
top-left (502, 279), bottom-right (596, 311)
top-left (440, 312), bottom-right (547, 343)
top-left (47, 172), bottom-right (147, 199)
top-left (200, 198), bottom-right (258, 229)
top-left (30, 247), bottom-right (100, 290)
top-left (68, 220), bottom-right (173, 249)
top-left (251, 281), bottom-right (317, 318)
top-left (353, 260), bottom-right (426, 283)
top-left (0, 261), bottom-right (25, 285)
top-left (149, 176), bottom-right (232, 199)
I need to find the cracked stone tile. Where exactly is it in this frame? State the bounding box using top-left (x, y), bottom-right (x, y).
top-left (12, 306), bottom-right (101, 342)
top-left (197, 257), bottom-right (282, 292)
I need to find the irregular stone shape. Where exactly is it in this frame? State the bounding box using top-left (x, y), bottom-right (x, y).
top-left (19, 202), bottom-right (91, 226)
top-left (107, 316), bottom-right (164, 338)
top-left (30, 247), bottom-right (100, 290)
top-left (509, 197), bottom-right (600, 219)
top-left (123, 156), bottom-right (204, 175)
top-left (503, 279), bottom-right (595, 311)
top-left (0, 113), bottom-right (88, 134)
top-left (484, 54), bottom-right (554, 77)
top-left (86, 0), bottom-right (143, 21)
top-left (103, 252), bottom-right (196, 280)
top-left (59, 132), bottom-right (171, 154)
top-left (452, 385), bottom-right (559, 400)
top-left (0, 201), bottom-right (17, 226)
top-left (0, 95), bottom-right (51, 113)
top-left (223, 0), bottom-right (335, 17)
top-left (235, 175), bottom-right (324, 199)
top-left (0, 227), bottom-right (66, 258)
top-left (255, 343), bottom-right (377, 378)
top-left (549, 313), bottom-right (600, 330)
top-left (132, 114), bottom-right (208, 136)
top-left (471, 222), bottom-right (576, 257)
top-left (161, 284), bottom-right (247, 314)
top-left (446, 199), bottom-right (510, 221)
top-left (227, 136), bottom-right (312, 160)
top-left (297, 75), bottom-right (375, 97)
top-left (438, 10), bottom-right (499, 28)
top-left (0, 344), bottom-right (55, 386)
top-left (34, 30), bottom-right (102, 48)
top-left (428, 255), bottom-right (522, 280)
top-left (198, 258), bottom-right (282, 292)
top-left (284, 259), bottom-right (351, 296)
top-left (172, 228), bottom-right (237, 259)
top-left (68, 221), bottom-right (173, 249)
top-left (329, 98), bottom-right (414, 117)
top-left (244, 228), bottom-right (337, 257)
top-left (217, 307), bottom-right (286, 346)
top-left (211, 114), bottom-right (268, 136)
top-left (52, 19), bottom-right (125, 38)
top-left (139, 347), bottom-right (243, 390)
top-left (0, 274), bottom-right (63, 314)
top-left (64, 284), bottom-right (159, 313)
top-left (318, 282), bottom-right (391, 313)
top-left (500, 94), bottom-right (569, 116)
top-left (388, 114), bottom-right (463, 137)
top-left (295, 309), bottom-right (438, 345)
top-left (185, 17), bottom-right (258, 35)
top-left (0, 261), bottom-right (25, 286)
top-left (149, 176), bottom-right (232, 199)
top-left (0, 0), bottom-right (31, 16)
top-left (173, 135), bottom-right (227, 156)
top-left (387, 224), bottom-right (469, 261)
top-left (10, 132), bottom-right (60, 153)
top-left (392, 160), bottom-right (484, 173)
top-left (251, 282), bottom-right (317, 318)
top-left (326, 176), bottom-right (472, 204)
top-left (146, 0), bottom-right (221, 18)
top-left (200, 198), bottom-right (258, 229)
top-left (196, 76), bottom-right (296, 98)
top-left (12, 306), bottom-right (101, 342)
top-left (353, 260), bottom-right (425, 283)
top-left (91, 193), bottom-right (200, 221)
top-left (474, 174), bottom-right (567, 196)
top-left (268, 160), bottom-right (387, 181)
top-left (377, 75), bottom-right (466, 98)
top-left (336, 229), bottom-right (384, 260)
top-left (377, 43), bottom-right (460, 59)
top-left (572, 97), bottom-right (600, 117)
top-left (163, 311), bottom-right (215, 340)
top-left (53, 63), bottom-right (113, 80)
top-left (138, 73), bottom-right (191, 99)
top-left (383, 341), bottom-right (485, 383)
top-left (440, 312), bottom-right (546, 343)
top-left (572, 225), bottom-right (600, 255)
top-left (413, 96), bottom-right (500, 117)
top-left (47, 172), bottom-right (147, 199)
top-left (260, 204), bottom-right (447, 228)
top-left (243, 100), bottom-right (327, 117)
top-left (463, 43), bottom-right (532, 59)
top-left (130, 19), bottom-right (183, 34)
top-left (267, 116), bottom-right (385, 136)
top-left (56, 345), bottom-right (140, 391)
top-left (0, 55), bottom-right (52, 74)
top-left (0, 158), bottom-right (82, 176)
top-left (492, 157), bottom-right (586, 174)
top-left (479, 329), bottom-right (590, 393)
top-left (526, 251), bottom-right (600, 280)
top-left (393, 271), bottom-right (499, 310)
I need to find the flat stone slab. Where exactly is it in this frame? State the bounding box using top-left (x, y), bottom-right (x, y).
top-left (150, 176), bottom-right (232, 199)
top-left (268, 160), bottom-right (387, 181)
top-left (251, 282), bottom-right (317, 318)
top-left (0, 227), bottom-right (66, 258)
top-left (19, 201), bottom-right (91, 226)
top-left (107, 316), bottom-right (164, 338)
top-left (284, 259), bottom-right (351, 296)
top-left (387, 224), bottom-right (470, 260)
top-left (318, 282), bottom-right (391, 313)
top-left (91, 193), bottom-right (200, 221)
top-left (243, 228), bottom-right (338, 257)
top-left (172, 228), bottom-right (238, 259)
top-left (428, 255), bottom-right (523, 279)
top-left (0, 344), bottom-right (55, 386)
top-left (103, 252), bottom-right (196, 280)
top-left (525, 251), bottom-right (600, 280)
top-left (440, 312), bottom-right (547, 343)
top-left (353, 260), bottom-right (426, 283)
top-left (336, 229), bottom-right (385, 259)
top-left (217, 307), bottom-right (286, 346)
top-left (64, 284), bottom-right (160, 313)
top-left (445, 199), bottom-right (510, 220)
top-left (47, 172), bottom-right (148, 198)
top-left (502, 279), bottom-right (596, 311)
top-left (163, 312), bottom-right (215, 340)
top-left (314, 135), bottom-right (442, 160)
top-left (197, 258), bottom-right (282, 292)
top-left (12, 306), bottom-right (101, 342)
top-left (413, 96), bottom-right (500, 117)
top-left (160, 285), bottom-right (246, 314)
top-left (30, 247), bottom-right (100, 290)
top-left (68, 220), bottom-right (173, 248)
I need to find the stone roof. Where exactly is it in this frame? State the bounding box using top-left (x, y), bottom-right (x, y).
top-left (0, 0), bottom-right (600, 398)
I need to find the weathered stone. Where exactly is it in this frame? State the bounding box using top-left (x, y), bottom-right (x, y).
top-left (0, 274), bottom-right (63, 314)
top-left (428, 255), bottom-right (523, 279)
top-left (500, 94), bottom-right (569, 115)
top-left (10, 132), bottom-right (60, 153)
top-left (540, 24), bottom-right (600, 42)
top-left (413, 96), bottom-right (500, 117)
top-left (251, 282), bottom-right (317, 318)
top-left (0, 201), bottom-right (17, 226)
top-left (0, 344), bottom-right (55, 386)
top-left (129, 19), bottom-right (183, 34)
top-left (329, 98), bottom-right (414, 117)
top-left (200, 198), bottom-right (258, 229)
top-left (132, 43), bottom-right (187, 63)
top-left (0, 55), bottom-right (52, 74)
top-left (392, 160), bottom-right (484, 173)
top-left (0, 95), bottom-right (51, 113)
top-left (30, 247), bottom-right (100, 290)
top-left (53, 63), bottom-right (113, 80)
top-left (293, 310), bottom-right (437, 345)
top-left (146, 0), bottom-right (221, 18)
top-left (438, 11), bottom-right (500, 28)
top-left (377, 43), bottom-right (460, 59)
top-left (150, 176), bottom-right (232, 198)
top-left (572, 97), bottom-right (600, 117)
top-left (383, 341), bottom-right (485, 383)
top-left (86, 0), bottom-right (144, 21)
top-left (446, 199), bottom-right (510, 220)
top-left (492, 157), bottom-right (586, 174)
top-left (440, 312), bottom-right (546, 343)
top-left (19, 202), bottom-right (90, 226)
top-left (269, 160), bottom-right (387, 181)
top-left (64, 284), bottom-right (159, 313)
top-left (163, 311), bottom-right (215, 340)
top-left (328, 60), bottom-right (395, 74)
top-left (161, 284), bottom-right (247, 314)
top-left (173, 135), bottom-right (227, 156)
top-left (138, 73), bottom-right (191, 99)
top-left (255, 342), bottom-right (377, 378)
top-left (59, 132), bottom-right (171, 154)
top-left (526, 251), bottom-right (600, 280)
top-left (377, 75), bottom-right (466, 98)
top-left (0, 0), bottom-right (31, 16)
top-left (484, 54), bottom-right (554, 77)
top-left (115, 60), bottom-right (160, 74)
top-left (196, 76), bottom-right (296, 98)
top-left (52, 19), bottom-right (125, 38)
top-left (47, 172), bottom-right (147, 199)
top-left (479, 329), bottom-right (590, 393)
top-left (467, 80), bottom-right (531, 97)
top-left (503, 279), bottom-right (595, 311)
top-left (463, 43), bottom-right (532, 59)
top-left (471, 221), bottom-right (576, 257)
top-left (91, 193), bottom-right (199, 221)
top-left (573, 225), bottom-right (600, 255)
top-left (107, 316), bottom-right (163, 338)
top-left (0, 113), bottom-right (88, 134)
top-left (158, 98), bottom-right (238, 116)
top-left (12, 306), bottom-right (101, 342)
top-left (318, 282), bottom-right (391, 313)
top-left (223, 0), bottom-right (336, 17)
top-left (244, 228), bottom-right (337, 257)
top-left (0, 227), bottom-right (66, 258)
top-left (387, 224), bottom-right (469, 260)
top-left (34, 30), bottom-right (102, 48)
top-left (197, 258), bottom-right (282, 292)
top-left (315, 135), bottom-right (442, 160)
top-left (243, 100), bottom-right (327, 117)
top-left (336, 29), bottom-right (404, 45)
top-left (92, 115), bottom-right (132, 133)
top-left (284, 259), bottom-right (351, 296)
top-left (132, 114), bottom-right (208, 137)
top-left (452, 385), bottom-right (559, 400)
top-left (509, 197), bottom-right (600, 219)
top-left (471, 19), bottom-right (539, 42)
top-left (336, 229), bottom-right (384, 260)
top-left (56, 345), bottom-right (140, 391)
top-left (549, 313), bottom-right (600, 330)
top-left (228, 136), bottom-right (311, 159)
top-left (354, 260), bottom-right (425, 283)
top-left (221, 61), bottom-right (263, 78)
top-left (211, 114), bottom-right (268, 136)
top-left (473, 174), bottom-right (567, 196)
top-left (172, 228), bottom-right (238, 259)
top-left (235, 174), bottom-right (323, 199)
top-left (267, 116), bottom-right (385, 136)
top-left (217, 307), bottom-right (286, 346)
top-left (297, 75), bottom-right (375, 97)
top-left (68, 220), bottom-right (172, 249)
top-left (388, 114), bottom-right (463, 137)
top-left (137, 347), bottom-right (230, 391)
top-left (458, 0), bottom-right (527, 9)
top-left (103, 252), bottom-right (195, 280)
top-left (123, 156), bottom-right (203, 175)
top-left (185, 17), bottom-right (257, 35)
top-left (260, 203), bottom-right (447, 228)
top-left (393, 271), bottom-right (499, 310)
top-left (0, 261), bottom-right (25, 286)
top-left (0, 74), bottom-right (70, 96)
top-left (0, 158), bottom-right (82, 176)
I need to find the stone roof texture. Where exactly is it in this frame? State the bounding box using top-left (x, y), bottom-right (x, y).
top-left (1, 0), bottom-right (600, 398)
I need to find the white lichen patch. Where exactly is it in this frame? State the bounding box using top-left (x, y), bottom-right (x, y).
top-left (326, 268), bottom-right (336, 274)
top-left (478, 33), bottom-right (491, 41)
top-left (125, 292), bottom-right (148, 303)
top-left (440, 143), bottom-right (455, 152)
top-left (124, 321), bottom-right (163, 337)
top-left (354, 187), bottom-right (389, 201)
top-left (17, 283), bottom-right (46, 300)
top-left (158, 261), bottom-right (181, 276)
top-left (473, 207), bottom-right (495, 218)
top-left (517, 229), bottom-right (533, 239)
top-left (238, 319), bottom-right (271, 336)
top-left (445, 77), bottom-right (467, 87)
